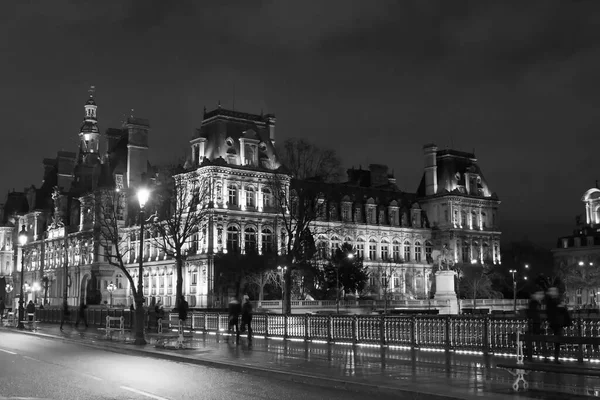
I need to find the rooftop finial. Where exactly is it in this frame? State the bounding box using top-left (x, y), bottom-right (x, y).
top-left (218, 100), bottom-right (221, 108)
top-left (88, 85), bottom-right (95, 97)
top-left (130, 108), bottom-right (134, 118)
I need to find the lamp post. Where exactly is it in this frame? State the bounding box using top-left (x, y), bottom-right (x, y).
top-left (17, 226), bottom-right (27, 330)
top-left (509, 264), bottom-right (529, 313)
top-left (277, 266), bottom-right (287, 315)
top-left (107, 281), bottom-right (116, 307)
top-left (134, 187), bottom-right (150, 345)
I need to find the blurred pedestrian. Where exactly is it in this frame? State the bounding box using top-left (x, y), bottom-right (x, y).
top-left (227, 296), bottom-right (241, 343)
top-left (545, 286), bottom-right (571, 364)
top-left (239, 295), bottom-right (253, 347)
top-left (178, 296), bottom-right (189, 322)
top-left (0, 299), bottom-right (5, 321)
top-left (26, 300), bottom-right (35, 321)
top-left (525, 290), bottom-right (544, 361)
top-left (75, 300), bottom-right (88, 328)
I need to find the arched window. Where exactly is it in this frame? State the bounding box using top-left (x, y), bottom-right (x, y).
top-left (404, 240), bottom-right (411, 261)
top-left (262, 188), bottom-right (272, 208)
top-left (392, 240), bottom-right (401, 261)
top-left (116, 273), bottom-right (123, 289)
top-left (356, 238), bottom-right (365, 258)
top-left (381, 239), bottom-right (389, 260)
top-left (471, 211), bottom-right (477, 229)
top-left (227, 226), bottom-right (239, 252)
top-left (462, 241), bottom-right (470, 263)
top-left (414, 241), bottom-right (422, 262)
top-left (425, 241), bottom-right (433, 262)
top-left (330, 236), bottom-right (340, 256)
top-left (246, 186), bottom-right (255, 208)
top-left (261, 228), bottom-right (274, 253)
top-left (317, 236), bottom-right (327, 258)
top-left (369, 239), bottom-right (377, 260)
top-left (481, 212), bottom-right (487, 229)
top-left (228, 185), bottom-right (238, 207)
top-left (244, 227), bottom-right (257, 253)
top-left (461, 211), bottom-right (467, 228)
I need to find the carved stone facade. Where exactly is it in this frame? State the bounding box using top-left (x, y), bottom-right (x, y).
top-left (553, 186), bottom-right (600, 307)
top-left (0, 101), bottom-right (502, 309)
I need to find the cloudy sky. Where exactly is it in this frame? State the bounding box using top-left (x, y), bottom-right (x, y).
top-left (1, 0), bottom-right (599, 248)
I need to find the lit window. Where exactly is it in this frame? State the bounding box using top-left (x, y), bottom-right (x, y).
top-left (246, 187), bottom-right (255, 208)
top-left (369, 240), bottom-right (377, 260)
top-left (244, 228), bottom-right (257, 252)
top-left (414, 241), bottom-right (422, 262)
top-left (227, 226), bottom-right (240, 252)
top-left (404, 241), bottom-right (411, 261)
top-left (228, 186), bottom-right (238, 206)
top-left (261, 229), bottom-right (274, 253)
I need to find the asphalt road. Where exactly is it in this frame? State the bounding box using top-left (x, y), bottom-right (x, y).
top-left (0, 331), bottom-right (404, 400)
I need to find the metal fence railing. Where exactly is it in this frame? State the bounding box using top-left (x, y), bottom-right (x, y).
top-left (34, 308), bottom-right (600, 358)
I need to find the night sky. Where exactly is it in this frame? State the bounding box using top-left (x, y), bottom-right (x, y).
top-left (1, 1), bottom-right (599, 249)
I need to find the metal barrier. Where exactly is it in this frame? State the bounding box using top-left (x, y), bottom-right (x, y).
top-left (105, 316), bottom-right (125, 334)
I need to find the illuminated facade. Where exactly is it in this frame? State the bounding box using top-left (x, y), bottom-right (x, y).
top-left (0, 97), bottom-right (502, 309)
top-left (553, 186), bottom-right (600, 307)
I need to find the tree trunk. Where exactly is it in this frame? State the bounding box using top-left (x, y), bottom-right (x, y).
top-left (284, 267), bottom-right (292, 315)
top-left (259, 274), bottom-right (265, 301)
top-left (134, 291), bottom-right (146, 345)
top-left (176, 257), bottom-right (184, 308)
top-left (473, 285), bottom-right (477, 310)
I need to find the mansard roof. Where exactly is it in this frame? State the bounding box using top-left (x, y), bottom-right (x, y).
top-left (192, 106), bottom-right (279, 170)
top-left (292, 178), bottom-right (417, 209)
top-left (416, 148), bottom-right (498, 200)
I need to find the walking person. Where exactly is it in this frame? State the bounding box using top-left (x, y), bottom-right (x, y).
top-left (59, 303), bottom-right (70, 331)
top-left (178, 296), bottom-right (189, 322)
top-left (26, 300), bottom-right (35, 321)
top-left (75, 300), bottom-right (88, 328)
top-left (525, 290), bottom-right (544, 361)
top-left (226, 296), bottom-right (241, 343)
top-left (239, 295), bottom-right (253, 347)
top-left (545, 286), bottom-right (571, 364)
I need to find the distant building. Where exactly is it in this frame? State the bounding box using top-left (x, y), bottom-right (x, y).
top-left (0, 93), bottom-right (502, 309)
top-left (553, 186), bottom-right (600, 307)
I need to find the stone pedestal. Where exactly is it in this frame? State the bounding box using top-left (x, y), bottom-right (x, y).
top-left (434, 270), bottom-right (459, 315)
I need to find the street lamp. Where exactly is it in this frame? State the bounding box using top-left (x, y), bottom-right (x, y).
top-left (107, 281), bottom-right (116, 307)
top-left (17, 226), bottom-right (27, 330)
top-left (134, 187), bottom-right (150, 345)
top-left (509, 268), bottom-right (528, 313)
top-left (277, 266), bottom-right (287, 315)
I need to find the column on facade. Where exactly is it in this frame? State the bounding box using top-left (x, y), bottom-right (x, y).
top-left (424, 268), bottom-right (429, 298)
top-left (586, 203), bottom-right (591, 224)
top-left (240, 185), bottom-right (246, 210)
top-left (412, 269), bottom-right (417, 295)
top-left (240, 222), bottom-right (246, 253)
top-left (257, 222), bottom-right (263, 254)
top-left (401, 269), bottom-right (406, 294)
top-left (257, 186), bottom-right (263, 212)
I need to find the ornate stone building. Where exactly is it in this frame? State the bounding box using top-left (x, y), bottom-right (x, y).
top-left (0, 94), bottom-right (502, 310)
top-left (553, 186), bottom-right (600, 307)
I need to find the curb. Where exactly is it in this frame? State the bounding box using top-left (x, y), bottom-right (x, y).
top-left (2, 327), bottom-right (513, 400)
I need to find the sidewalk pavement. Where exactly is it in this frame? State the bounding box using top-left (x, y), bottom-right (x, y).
top-left (3, 322), bottom-right (599, 399)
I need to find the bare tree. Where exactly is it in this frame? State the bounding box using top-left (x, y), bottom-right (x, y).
top-left (277, 138), bottom-right (342, 182)
top-left (245, 269), bottom-right (279, 301)
top-left (95, 188), bottom-right (146, 345)
top-left (149, 167), bottom-right (211, 309)
top-left (267, 139), bottom-right (345, 314)
top-left (456, 262), bottom-right (501, 310)
top-left (557, 259), bottom-right (600, 306)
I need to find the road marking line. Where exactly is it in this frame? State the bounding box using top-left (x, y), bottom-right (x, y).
top-left (0, 348), bottom-right (17, 355)
top-left (23, 355), bottom-right (39, 361)
top-left (79, 372), bottom-right (102, 381)
top-left (120, 386), bottom-right (170, 400)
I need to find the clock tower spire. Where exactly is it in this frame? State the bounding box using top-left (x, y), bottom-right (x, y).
top-left (78, 86), bottom-right (100, 164)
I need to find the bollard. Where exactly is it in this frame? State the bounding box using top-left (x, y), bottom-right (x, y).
top-left (157, 318), bottom-right (163, 334)
top-left (177, 319), bottom-right (184, 348)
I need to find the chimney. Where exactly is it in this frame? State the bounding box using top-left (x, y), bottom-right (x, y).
top-left (56, 151), bottom-right (76, 192)
top-left (423, 144), bottom-right (438, 196)
top-left (369, 164), bottom-right (389, 187)
top-left (125, 117), bottom-right (150, 189)
top-left (266, 114), bottom-right (276, 145)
